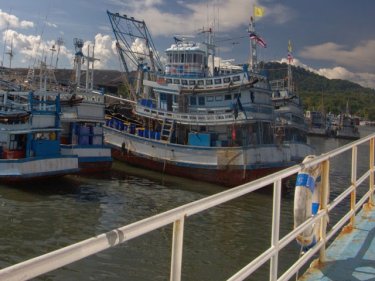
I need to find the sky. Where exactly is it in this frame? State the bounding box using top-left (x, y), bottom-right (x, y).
top-left (0, 0), bottom-right (374, 89)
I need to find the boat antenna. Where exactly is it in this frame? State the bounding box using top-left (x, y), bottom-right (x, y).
top-left (49, 44), bottom-right (56, 68)
top-left (55, 37), bottom-right (64, 69)
top-left (287, 40), bottom-right (293, 92)
top-left (2, 14), bottom-right (11, 67)
top-left (6, 36), bottom-right (14, 69)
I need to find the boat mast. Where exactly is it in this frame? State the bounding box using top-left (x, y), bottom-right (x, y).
top-left (85, 44), bottom-right (98, 92)
top-left (287, 40), bottom-right (293, 91)
top-left (6, 37), bottom-right (14, 69)
top-left (200, 27), bottom-right (215, 77)
top-left (249, 16), bottom-right (258, 72)
top-left (74, 38), bottom-right (84, 88)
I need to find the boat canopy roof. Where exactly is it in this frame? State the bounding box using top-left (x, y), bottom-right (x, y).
top-left (166, 42), bottom-right (207, 53)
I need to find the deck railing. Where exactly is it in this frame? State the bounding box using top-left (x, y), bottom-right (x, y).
top-left (0, 133), bottom-right (374, 281)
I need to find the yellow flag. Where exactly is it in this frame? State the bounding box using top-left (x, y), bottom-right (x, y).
top-left (288, 40), bottom-right (292, 53)
top-left (253, 5), bottom-right (265, 17)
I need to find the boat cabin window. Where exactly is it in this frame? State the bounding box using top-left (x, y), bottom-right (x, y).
top-left (206, 96), bottom-right (214, 102)
top-left (197, 80), bottom-right (204, 85)
top-left (232, 76), bottom-right (240, 82)
top-left (180, 54), bottom-right (185, 63)
top-left (214, 78), bottom-right (222, 84)
top-left (181, 80), bottom-right (187, 85)
top-left (190, 96), bottom-right (197, 105)
top-left (224, 94), bottom-right (232, 100)
top-left (223, 77), bottom-right (231, 83)
top-left (189, 80), bottom-right (196, 85)
top-left (166, 78), bottom-right (172, 84)
top-left (198, 96), bottom-right (205, 106)
top-left (193, 54), bottom-right (203, 63)
top-left (215, 95), bottom-right (223, 101)
top-left (9, 134), bottom-right (17, 150)
top-left (173, 79), bottom-right (180, 84)
top-left (206, 80), bottom-right (213, 85)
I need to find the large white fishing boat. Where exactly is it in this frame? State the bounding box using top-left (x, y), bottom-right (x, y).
top-left (104, 12), bottom-right (313, 187)
top-left (0, 90), bottom-right (79, 182)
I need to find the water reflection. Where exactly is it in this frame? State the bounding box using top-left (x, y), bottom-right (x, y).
top-left (0, 127), bottom-right (373, 280)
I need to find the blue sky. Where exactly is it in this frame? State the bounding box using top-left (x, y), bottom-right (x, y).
top-left (0, 0), bottom-right (374, 88)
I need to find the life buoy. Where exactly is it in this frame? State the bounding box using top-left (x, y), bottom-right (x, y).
top-left (294, 155), bottom-right (321, 251)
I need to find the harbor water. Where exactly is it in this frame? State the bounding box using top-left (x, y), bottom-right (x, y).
top-left (0, 127), bottom-right (373, 281)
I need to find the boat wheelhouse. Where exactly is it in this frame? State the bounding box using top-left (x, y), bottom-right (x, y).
top-left (305, 110), bottom-right (328, 137)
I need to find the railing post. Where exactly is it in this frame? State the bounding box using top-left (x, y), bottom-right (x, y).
top-left (350, 146), bottom-right (358, 226)
top-left (170, 217), bottom-right (185, 281)
top-left (370, 138), bottom-right (374, 206)
top-left (269, 179), bottom-right (281, 281)
top-left (319, 159), bottom-right (330, 262)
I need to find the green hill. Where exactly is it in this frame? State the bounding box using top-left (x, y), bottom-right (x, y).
top-left (261, 62), bottom-right (375, 120)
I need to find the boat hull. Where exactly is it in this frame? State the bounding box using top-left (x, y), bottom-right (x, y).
top-left (111, 148), bottom-right (286, 187)
top-left (105, 128), bottom-right (314, 187)
top-left (0, 156), bottom-right (79, 183)
top-left (60, 145), bottom-right (112, 173)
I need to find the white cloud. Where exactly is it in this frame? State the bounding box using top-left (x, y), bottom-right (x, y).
top-left (1, 29), bottom-right (73, 67)
top-left (112, 0), bottom-right (292, 37)
top-left (83, 33), bottom-right (117, 69)
top-left (45, 21), bottom-right (58, 28)
top-left (0, 9), bottom-right (34, 29)
top-left (299, 40), bottom-right (375, 73)
top-left (316, 67), bottom-right (375, 89)
top-left (279, 57), bottom-right (375, 89)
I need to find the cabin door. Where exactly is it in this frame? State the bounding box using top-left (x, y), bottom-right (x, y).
top-left (160, 93), bottom-right (173, 111)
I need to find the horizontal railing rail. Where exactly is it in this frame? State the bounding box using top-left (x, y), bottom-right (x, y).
top-left (0, 133), bottom-right (374, 281)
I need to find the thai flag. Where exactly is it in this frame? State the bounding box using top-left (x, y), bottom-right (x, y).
top-left (249, 32), bottom-right (267, 48)
top-left (287, 52), bottom-right (293, 63)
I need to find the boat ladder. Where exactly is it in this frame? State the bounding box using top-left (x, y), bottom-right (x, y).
top-left (161, 118), bottom-right (174, 142)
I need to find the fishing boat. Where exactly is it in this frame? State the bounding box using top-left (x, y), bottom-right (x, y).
top-left (271, 41), bottom-right (312, 149)
top-left (305, 110), bottom-right (328, 137)
top-left (59, 39), bottom-right (112, 173)
top-left (333, 115), bottom-right (360, 140)
top-left (104, 12), bottom-right (313, 187)
top-left (0, 91), bottom-right (79, 182)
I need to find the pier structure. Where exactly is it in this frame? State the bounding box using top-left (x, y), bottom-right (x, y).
top-left (0, 134), bottom-right (374, 280)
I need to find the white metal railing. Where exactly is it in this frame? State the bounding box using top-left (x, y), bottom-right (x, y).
top-left (0, 133), bottom-right (374, 281)
top-left (133, 104), bottom-right (277, 125)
